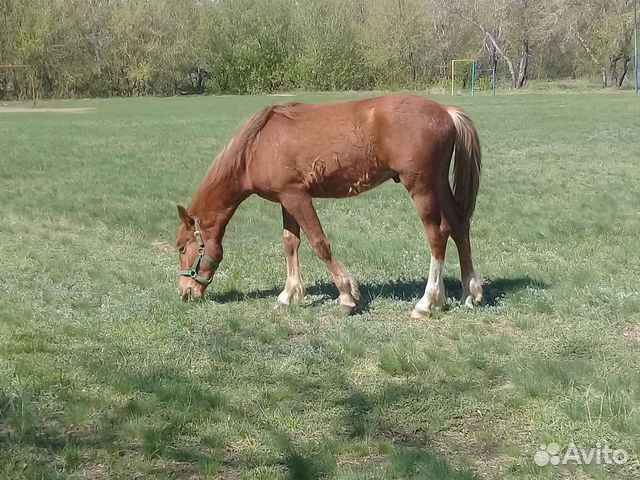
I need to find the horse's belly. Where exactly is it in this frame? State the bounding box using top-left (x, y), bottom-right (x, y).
top-left (303, 158), bottom-right (393, 198)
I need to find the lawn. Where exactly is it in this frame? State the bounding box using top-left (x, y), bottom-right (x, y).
top-left (0, 91), bottom-right (639, 480)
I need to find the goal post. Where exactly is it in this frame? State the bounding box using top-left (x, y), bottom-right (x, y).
top-left (451, 59), bottom-right (497, 96)
top-left (0, 65), bottom-right (37, 106)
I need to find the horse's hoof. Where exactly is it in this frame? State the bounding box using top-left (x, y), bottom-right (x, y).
top-left (340, 303), bottom-right (356, 315)
top-left (273, 295), bottom-right (290, 309)
top-left (464, 294), bottom-right (483, 308)
top-left (411, 307), bottom-right (430, 319)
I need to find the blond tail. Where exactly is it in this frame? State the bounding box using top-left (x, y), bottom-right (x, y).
top-left (447, 107), bottom-right (482, 221)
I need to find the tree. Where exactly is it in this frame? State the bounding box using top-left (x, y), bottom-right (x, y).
top-left (565, 0), bottom-right (634, 88)
top-left (360, 0), bottom-right (431, 87)
top-left (444, 0), bottom-right (544, 88)
top-left (291, 0), bottom-right (368, 90)
top-left (0, 0), bottom-right (634, 97)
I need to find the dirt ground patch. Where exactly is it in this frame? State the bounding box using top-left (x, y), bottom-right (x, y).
top-left (622, 324), bottom-right (640, 342)
top-left (0, 107), bottom-right (94, 114)
top-left (430, 413), bottom-right (526, 479)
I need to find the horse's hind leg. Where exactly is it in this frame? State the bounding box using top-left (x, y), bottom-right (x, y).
top-left (432, 179), bottom-right (483, 307)
top-left (276, 205), bottom-right (306, 306)
top-left (281, 194), bottom-right (359, 313)
top-left (451, 216), bottom-right (482, 307)
top-left (409, 191), bottom-right (449, 318)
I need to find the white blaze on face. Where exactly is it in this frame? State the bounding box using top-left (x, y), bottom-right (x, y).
top-left (415, 255), bottom-right (445, 312)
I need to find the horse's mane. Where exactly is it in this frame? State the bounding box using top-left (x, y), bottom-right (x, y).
top-left (189, 102), bottom-right (299, 214)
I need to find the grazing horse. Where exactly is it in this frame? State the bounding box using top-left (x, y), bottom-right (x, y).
top-left (176, 94), bottom-right (483, 318)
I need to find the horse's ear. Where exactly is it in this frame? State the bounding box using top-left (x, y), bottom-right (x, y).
top-left (176, 205), bottom-right (194, 227)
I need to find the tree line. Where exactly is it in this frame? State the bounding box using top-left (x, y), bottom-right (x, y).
top-left (0, 0), bottom-right (636, 99)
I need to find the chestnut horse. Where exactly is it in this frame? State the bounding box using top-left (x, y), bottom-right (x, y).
top-left (175, 94), bottom-right (483, 318)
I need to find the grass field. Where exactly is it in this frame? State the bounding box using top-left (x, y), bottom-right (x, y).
top-left (1, 91), bottom-right (639, 480)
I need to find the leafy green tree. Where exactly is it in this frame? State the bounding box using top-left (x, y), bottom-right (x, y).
top-left (0, 0), bottom-right (635, 98)
top-left (567, 0), bottom-right (634, 88)
top-left (289, 0), bottom-right (368, 90)
top-left (360, 0), bottom-right (431, 88)
top-left (201, 0), bottom-right (295, 94)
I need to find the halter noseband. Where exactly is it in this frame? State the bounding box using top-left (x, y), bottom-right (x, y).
top-left (178, 218), bottom-right (220, 286)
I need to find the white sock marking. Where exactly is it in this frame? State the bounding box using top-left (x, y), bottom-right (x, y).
top-left (415, 255), bottom-right (445, 312)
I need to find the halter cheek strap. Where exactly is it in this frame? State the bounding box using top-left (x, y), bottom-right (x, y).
top-left (178, 218), bottom-right (220, 286)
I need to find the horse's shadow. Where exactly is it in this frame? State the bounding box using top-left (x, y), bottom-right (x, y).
top-left (210, 275), bottom-right (548, 313)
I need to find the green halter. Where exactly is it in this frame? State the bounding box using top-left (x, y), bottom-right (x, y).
top-left (178, 218), bottom-right (220, 286)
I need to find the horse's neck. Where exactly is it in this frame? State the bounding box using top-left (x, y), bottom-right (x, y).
top-left (189, 172), bottom-right (247, 244)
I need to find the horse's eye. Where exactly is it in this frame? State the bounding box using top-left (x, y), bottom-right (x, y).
top-left (178, 246), bottom-right (186, 254)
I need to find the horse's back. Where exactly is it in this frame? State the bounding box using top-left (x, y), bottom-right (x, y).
top-left (249, 94), bottom-right (454, 199)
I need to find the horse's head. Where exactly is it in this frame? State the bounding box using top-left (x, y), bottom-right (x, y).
top-left (175, 205), bottom-right (220, 301)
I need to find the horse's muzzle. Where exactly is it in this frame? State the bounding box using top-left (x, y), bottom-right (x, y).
top-left (179, 286), bottom-right (202, 302)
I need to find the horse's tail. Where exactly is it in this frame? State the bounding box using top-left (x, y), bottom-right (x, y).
top-left (446, 107), bottom-right (482, 222)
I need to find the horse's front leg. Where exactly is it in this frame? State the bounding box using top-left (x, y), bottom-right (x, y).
top-left (276, 205), bottom-right (306, 306)
top-left (281, 194), bottom-right (359, 313)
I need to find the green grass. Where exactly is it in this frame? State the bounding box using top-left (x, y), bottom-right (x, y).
top-left (1, 91), bottom-right (639, 479)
